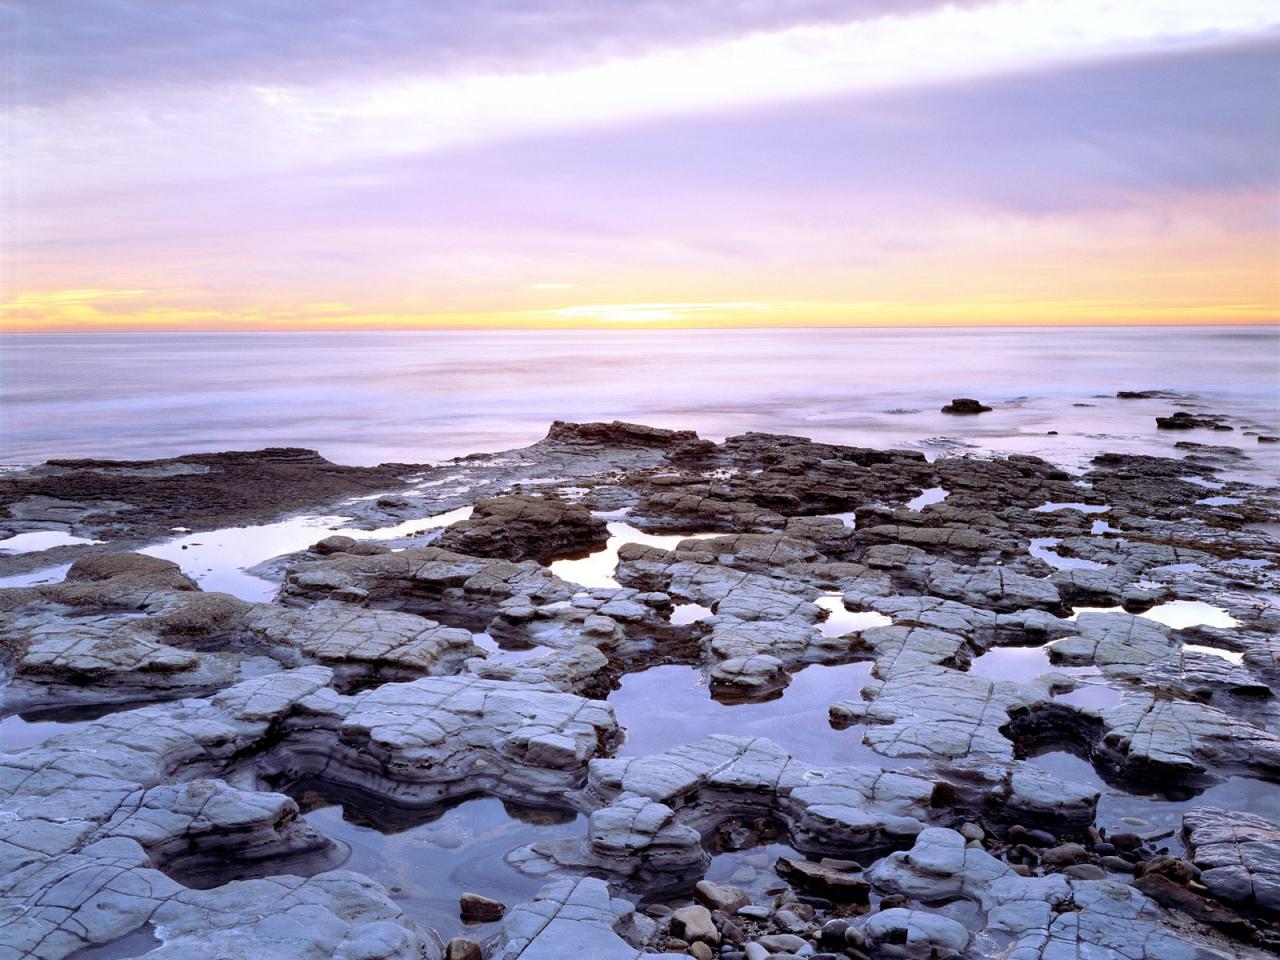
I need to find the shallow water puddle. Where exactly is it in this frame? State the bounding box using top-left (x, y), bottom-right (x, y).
top-left (294, 787), bottom-right (585, 942)
top-left (701, 839), bottom-right (803, 903)
top-left (1069, 600), bottom-right (1239, 630)
top-left (1031, 501), bottom-right (1110, 514)
top-left (1195, 495), bottom-right (1243, 507)
top-left (1067, 605), bottom-right (1125, 620)
top-left (472, 631), bottom-right (550, 664)
top-left (0, 562), bottom-right (73, 589)
top-left (359, 505), bottom-right (474, 541)
top-left (905, 486), bottom-right (947, 511)
top-left (1140, 600), bottom-right (1239, 630)
top-left (141, 515), bottom-right (353, 601)
top-left (1148, 563), bottom-right (1204, 576)
top-left (1028, 537), bottom-right (1107, 571)
top-left (1, 699), bottom-right (165, 752)
top-left (610, 662), bottom-right (907, 768)
top-left (822, 510), bottom-right (858, 529)
top-left (1181, 644), bottom-right (1246, 665)
top-left (139, 507), bottom-right (472, 603)
top-left (966, 645), bottom-right (1096, 684)
top-left (549, 521), bottom-right (718, 589)
top-left (1090, 519), bottom-right (1123, 535)
top-left (1026, 750), bottom-right (1280, 851)
top-left (0, 530), bottom-right (103, 553)
top-left (815, 595), bottom-right (893, 636)
top-left (0, 713), bottom-right (81, 751)
top-left (1052, 681), bottom-right (1125, 710)
top-left (67, 925), bottom-right (160, 959)
top-left (1182, 476), bottom-right (1225, 490)
top-left (671, 602), bottom-right (715, 625)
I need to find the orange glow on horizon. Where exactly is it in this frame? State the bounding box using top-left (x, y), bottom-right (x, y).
top-left (6, 186), bottom-right (1274, 333)
top-left (2, 297), bottom-right (1275, 334)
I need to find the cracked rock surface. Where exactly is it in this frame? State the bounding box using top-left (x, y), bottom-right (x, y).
top-left (1, 418), bottom-right (1277, 958)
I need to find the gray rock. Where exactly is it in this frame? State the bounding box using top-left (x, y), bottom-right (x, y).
top-left (670, 904), bottom-right (719, 945)
top-left (858, 908), bottom-right (970, 956)
top-left (1184, 806), bottom-right (1280, 912)
top-left (694, 880), bottom-right (751, 914)
top-left (496, 877), bottom-right (686, 959)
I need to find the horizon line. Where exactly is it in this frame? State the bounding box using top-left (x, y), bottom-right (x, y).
top-left (2, 319), bottom-right (1277, 336)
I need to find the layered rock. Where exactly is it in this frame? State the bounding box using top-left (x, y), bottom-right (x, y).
top-left (1184, 807), bottom-right (1280, 915)
top-left (435, 494), bottom-right (609, 563)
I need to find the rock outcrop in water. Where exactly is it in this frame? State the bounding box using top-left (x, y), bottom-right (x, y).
top-left (1, 418), bottom-right (1278, 958)
top-left (940, 398), bottom-right (992, 415)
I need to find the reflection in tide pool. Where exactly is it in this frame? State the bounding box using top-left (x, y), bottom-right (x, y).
top-left (1026, 750), bottom-right (1280, 852)
top-left (1, 700), bottom-right (155, 752)
top-left (549, 521), bottom-right (717, 589)
top-left (293, 787), bottom-right (585, 943)
top-left (137, 507), bottom-right (472, 603)
top-left (671, 602), bottom-right (714, 625)
top-left (0, 530), bottom-right (103, 553)
top-left (140, 515), bottom-right (353, 602)
top-left (966, 644), bottom-right (1095, 684)
top-left (905, 487), bottom-right (947, 511)
top-left (1032, 502), bottom-right (1110, 514)
top-left (67, 925), bottom-right (161, 960)
top-left (815, 595), bottom-right (893, 636)
top-left (0, 562), bottom-right (72, 589)
top-left (1140, 600), bottom-right (1239, 630)
top-left (1069, 601), bottom-right (1239, 630)
top-left (610, 661), bottom-right (905, 768)
top-left (472, 632), bottom-right (550, 664)
top-left (1182, 644), bottom-right (1245, 665)
top-left (0, 713), bottom-right (76, 752)
top-left (1053, 682), bottom-right (1125, 710)
top-left (1195, 496), bottom-right (1243, 507)
top-left (1028, 537), bottom-right (1107, 571)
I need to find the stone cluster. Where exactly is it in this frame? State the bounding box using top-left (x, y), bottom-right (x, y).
top-left (0, 415), bottom-right (1276, 958)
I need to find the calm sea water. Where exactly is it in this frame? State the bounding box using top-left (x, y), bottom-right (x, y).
top-left (2, 327), bottom-right (1277, 475)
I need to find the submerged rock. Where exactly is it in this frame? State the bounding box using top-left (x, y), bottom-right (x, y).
top-left (459, 892), bottom-right (506, 922)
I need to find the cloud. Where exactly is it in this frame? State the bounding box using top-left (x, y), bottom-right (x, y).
top-left (8, 0), bottom-right (1278, 207)
top-left (4, 0), bottom-right (962, 106)
top-left (4, 2), bottom-right (1276, 330)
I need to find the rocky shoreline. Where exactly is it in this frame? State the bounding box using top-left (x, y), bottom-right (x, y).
top-left (1, 417), bottom-right (1278, 959)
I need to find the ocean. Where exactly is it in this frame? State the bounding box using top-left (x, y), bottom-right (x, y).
top-left (2, 326), bottom-right (1277, 476)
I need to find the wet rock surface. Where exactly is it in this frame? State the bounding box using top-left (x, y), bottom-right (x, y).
top-left (1, 418), bottom-right (1277, 958)
top-left (0, 448), bottom-right (418, 557)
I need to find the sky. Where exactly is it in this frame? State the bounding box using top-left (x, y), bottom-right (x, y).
top-left (2, 0), bottom-right (1278, 331)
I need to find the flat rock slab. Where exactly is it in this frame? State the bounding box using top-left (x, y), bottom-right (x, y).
top-left (1184, 806), bottom-right (1280, 913)
top-left (495, 877), bottom-right (685, 960)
